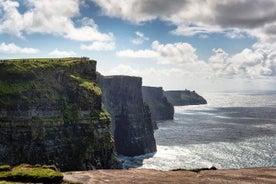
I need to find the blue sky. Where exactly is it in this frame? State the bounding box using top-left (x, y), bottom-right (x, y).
top-left (0, 0), bottom-right (276, 91)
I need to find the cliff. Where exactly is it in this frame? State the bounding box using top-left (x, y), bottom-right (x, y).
top-left (142, 86), bottom-right (174, 129)
top-left (0, 58), bottom-right (118, 171)
top-left (98, 75), bottom-right (156, 156)
top-left (164, 90), bottom-right (207, 106)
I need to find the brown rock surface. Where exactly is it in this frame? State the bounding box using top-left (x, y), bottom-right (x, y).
top-left (63, 167), bottom-right (276, 184)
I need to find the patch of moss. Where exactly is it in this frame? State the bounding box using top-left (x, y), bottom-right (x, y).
top-left (0, 81), bottom-right (33, 95)
top-left (62, 98), bottom-right (75, 123)
top-left (0, 164), bottom-right (63, 183)
top-left (0, 165), bottom-right (10, 172)
top-left (70, 75), bottom-right (102, 96)
top-left (90, 109), bottom-right (111, 123)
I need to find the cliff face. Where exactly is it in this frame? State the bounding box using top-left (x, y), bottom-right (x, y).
top-left (0, 58), bottom-right (118, 171)
top-left (164, 90), bottom-right (207, 106)
top-left (98, 75), bottom-right (156, 156)
top-left (142, 86), bottom-right (174, 128)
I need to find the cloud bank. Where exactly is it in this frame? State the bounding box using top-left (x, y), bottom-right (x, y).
top-left (0, 42), bottom-right (39, 54)
top-left (116, 40), bottom-right (276, 80)
top-left (92, 0), bottom-right (276, 42)
top-left (0, 0), bottom-right (114, 50)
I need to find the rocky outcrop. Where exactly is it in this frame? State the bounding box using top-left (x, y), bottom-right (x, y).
top-left (0, 58), bottom-right (119, 171)
top-left (142, 86), bottom-right (174, 129)
top-left (164, 90), bottom-right (207, 106)
top-left (64, 167), bottom-right (276, 184)
top-left (98, 75), bottom-right (156, 157)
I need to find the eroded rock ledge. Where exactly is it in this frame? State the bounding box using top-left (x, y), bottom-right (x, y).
top-left (142, 86), bottom-right (174, 129)
top-left (98, 75), bottom-right (156, 156)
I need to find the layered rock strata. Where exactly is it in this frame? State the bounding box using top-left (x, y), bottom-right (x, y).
top-left (142, 86), bottom-right (174, 129)
top-left (98, 75), bottom-right (156, 156)
top-left (0, 58), bottom-right (118, 171)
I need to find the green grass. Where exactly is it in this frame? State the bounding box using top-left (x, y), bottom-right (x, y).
top-left (70, 75), bottom-right (102, 96)
top-left (0, 57), bottom-right (95, 99)
top-left (0, 57), bottom-right (90, 73)
top-left (62, 98), bottom-right (75, 123)
top-left (0, 181), bottom-right (15, 184)
top-left (0, 81), bottom-right (33, 95)
top-left (0, 164), bottom-right (63, 183)
top-left (6, 58), bottom-right (76, 62)
top-left (0, 166), bottom-right (10, 172)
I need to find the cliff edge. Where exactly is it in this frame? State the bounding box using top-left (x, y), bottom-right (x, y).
top-left (98, 75), bottom-right (156, 156)
top-left (142, 86), bottom-right (174, 129)
top-left (0, 58), bottom-right (118, 171)
top-left (164, 90), bottom-right (207, 106)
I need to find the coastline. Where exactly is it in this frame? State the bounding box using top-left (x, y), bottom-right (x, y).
top-left (63, 167), bottom-right (276, 184)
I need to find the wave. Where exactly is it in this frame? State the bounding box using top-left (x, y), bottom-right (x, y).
top-left (124, 92), bottom-right (276, 170)
top-left (139, 136), bottom-right (276, 171)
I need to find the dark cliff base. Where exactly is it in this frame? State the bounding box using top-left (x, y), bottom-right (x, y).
top-left (164, 90), bottom-right (207, 106)
top-left (63, 167), bottom-right (276, 184)
top-left (98, 75), bottom-right (156, 157)
top-left (142, 86), bottom-right (174, 129)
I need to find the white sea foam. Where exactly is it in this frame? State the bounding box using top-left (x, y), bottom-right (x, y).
top-left (123, 91), bottom-right (276, 170)
top-left (138, 136), bottom-right (276, 171)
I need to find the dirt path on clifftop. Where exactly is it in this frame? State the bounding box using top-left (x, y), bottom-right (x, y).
top-left (63, 167), bottom-right (276, 184)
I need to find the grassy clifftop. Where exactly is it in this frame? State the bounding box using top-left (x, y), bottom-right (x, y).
top-left (0, 57), bottom-right (101, 108)
top-left (0, 57), bottom-right (100, 96)
top-left (0, 57), bottom-right (118, 171)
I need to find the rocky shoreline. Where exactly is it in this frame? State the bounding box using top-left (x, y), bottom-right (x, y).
top-left (63, 167), bottom-right (276, 184)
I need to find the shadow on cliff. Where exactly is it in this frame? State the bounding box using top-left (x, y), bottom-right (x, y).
top-left (119, 152), bottom-right (156, 169)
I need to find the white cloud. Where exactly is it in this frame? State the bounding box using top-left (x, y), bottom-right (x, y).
top-left (107, 64), bottom-right (140, 76)
top-left (0, 0), bottom-right (27, 38)
top-left (171, 24), bottom-right (222, 37)
top-left (104, 64), bottom-right (190, 90)
top-left (131, 31), bottom-right (149, 45)
top-left (102, 63), bottom-right (276, 91)
top-left (208, 43), bottom-right (276, 78)
top-left (65, 26), bottom-right (114, 42)
top-left (78, 17), bottom-right (98, 27)
top-left (92, 0), bottom-right (276, 42)
top-left (116, 40), bottom-right (211, 81)
top-left (116, 39), bottom-right (276, 80)
top-left (117, 40), bottom-right (204, 66)
top-left (208, 48), bottom-right (229, 73)
top-left (152, 41), bottom-right (201, 65)
top-left (116, 49), bottom-right (158, 58)
top-left (80, 41), bottom-right (115, 51)
top-left (0, 42), bottom-right (39, 54)
top-left (0, 0), bottom-right (114, 42)
top-left (48, 49), bottom-right (76, 57)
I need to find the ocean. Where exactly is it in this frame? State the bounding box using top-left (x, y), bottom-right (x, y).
top-left (121, 91), bottom-right (276, 170)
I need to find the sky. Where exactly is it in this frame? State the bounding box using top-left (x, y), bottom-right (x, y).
top-left (0, 0), bottom-right (276, 92)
